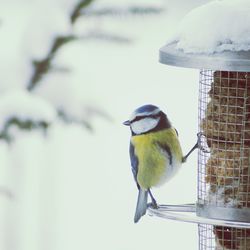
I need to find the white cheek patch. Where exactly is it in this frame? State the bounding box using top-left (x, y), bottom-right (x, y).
top-left (131, 117), bottom-right (160, 134)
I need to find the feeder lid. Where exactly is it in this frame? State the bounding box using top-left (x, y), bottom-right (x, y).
top-left (159, 41), bottom-right (250, 72)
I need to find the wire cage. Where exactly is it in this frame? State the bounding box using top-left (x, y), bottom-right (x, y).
top-left (199, 224), bottom-right (250, 250)
top-left (198, 70), bottom-right (250, 249)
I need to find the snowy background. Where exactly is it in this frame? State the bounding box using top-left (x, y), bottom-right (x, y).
top-left (0, 0), bottom-right (212, 250)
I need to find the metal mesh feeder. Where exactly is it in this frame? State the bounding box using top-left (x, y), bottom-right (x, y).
top-left (148, 41), bottom-right (250, 250)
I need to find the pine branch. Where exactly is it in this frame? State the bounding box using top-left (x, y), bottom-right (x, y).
top-left (71, 0), bottom-right (95, 23)
top-left (28, 35), bottom-right (76, 91)
top-left (58, 110), bottom-right (93, 131)
top-left (0, 117), bottom-right (50, 143)
top-left (80, 5), bottom-right (165, 17)
top-left (79, 31), bottom-right (132, 44)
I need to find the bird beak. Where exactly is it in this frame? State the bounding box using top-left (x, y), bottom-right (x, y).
top-left (123, 120), bottom-right (131, 126)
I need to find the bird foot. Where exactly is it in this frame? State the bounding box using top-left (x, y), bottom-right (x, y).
top-left (147, 202), bottom-right (158, 209)
top-left (197, 132), bottom-right (210, 154)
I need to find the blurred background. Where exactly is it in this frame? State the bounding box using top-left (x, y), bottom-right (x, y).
top-left (0, 0), bottom-right (211, 249)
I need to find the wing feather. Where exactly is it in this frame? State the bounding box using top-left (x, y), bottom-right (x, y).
top-left (157, 142), bottom-right (172, 165)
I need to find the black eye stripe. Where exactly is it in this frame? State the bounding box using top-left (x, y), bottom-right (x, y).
top-left (131, 114), bottom-right (160, 123)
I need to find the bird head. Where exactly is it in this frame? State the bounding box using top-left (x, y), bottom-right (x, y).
top-left (123, 104), bottom-right (171, 135)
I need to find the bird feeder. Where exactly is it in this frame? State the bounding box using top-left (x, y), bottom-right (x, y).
top-left (148, 41), bottom-right (250, 250)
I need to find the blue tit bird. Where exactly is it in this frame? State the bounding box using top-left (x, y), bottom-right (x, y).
top-left (123, 104), bottom-right (198, 223)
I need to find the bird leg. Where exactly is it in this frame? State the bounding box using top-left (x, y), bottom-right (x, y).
top-left (182, 142), bottom-right (198, 163)
top-left (182, 132), bottom-right (210, 163)
top-left (148, 189), bottom-right (158, 209)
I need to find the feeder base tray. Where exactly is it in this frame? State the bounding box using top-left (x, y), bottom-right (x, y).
top-left (148, 204), bottom-right (250, 228)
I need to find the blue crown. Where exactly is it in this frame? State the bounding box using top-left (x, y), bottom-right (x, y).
top-left (135, 104), bottom-right (159, 115)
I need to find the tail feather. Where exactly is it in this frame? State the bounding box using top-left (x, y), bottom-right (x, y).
top-left (134, 189), bottom-right (148, 223)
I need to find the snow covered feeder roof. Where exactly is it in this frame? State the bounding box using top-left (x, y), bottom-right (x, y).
top-left (160, 0), bottom-right (250, 71)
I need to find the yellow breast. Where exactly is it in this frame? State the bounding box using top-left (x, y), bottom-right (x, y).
top-left (131, 128), bottom-right (183, 189)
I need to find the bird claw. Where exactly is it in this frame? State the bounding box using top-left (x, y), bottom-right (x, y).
top-left (197, 132), bottom-right (210, 153)
top-left (147, 202), bottom-right (158, 209)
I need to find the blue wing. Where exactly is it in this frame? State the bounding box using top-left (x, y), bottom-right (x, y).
top-left (129, 142), bottom-right (140, 189)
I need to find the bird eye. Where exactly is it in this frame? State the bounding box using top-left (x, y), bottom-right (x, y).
top-left (131, 113), bottom-right (160, 123)
top-left (131, 116), bottom-right (144, 123)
